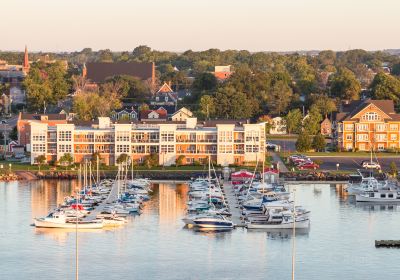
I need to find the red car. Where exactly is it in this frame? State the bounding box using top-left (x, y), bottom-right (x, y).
top-left (298, 162), bottom-right (319, 170)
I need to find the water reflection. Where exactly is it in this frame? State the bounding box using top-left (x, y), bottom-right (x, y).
top-left (247, 228), bottom-right (310, 240)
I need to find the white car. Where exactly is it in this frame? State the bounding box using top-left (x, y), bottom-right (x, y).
top-left (361, 161), bottom-right (381, 169)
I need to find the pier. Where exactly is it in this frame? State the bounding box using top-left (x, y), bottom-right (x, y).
top-left (82, 181), bottom-right (119, 221)
top-left (223, 181), bottom-right (245, 227)
top-left (375, 240), bottom-right (400, 248)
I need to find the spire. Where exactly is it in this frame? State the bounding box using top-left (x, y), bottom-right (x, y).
top-left (23, 45), bottom-right (29, 71)
top-left (82, 63), bottom-right (87, 78)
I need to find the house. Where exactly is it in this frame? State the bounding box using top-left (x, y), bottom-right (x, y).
top-left (320, 118), bottom-right (332, 136)
top-left (335, 99), bottom-right (400, 151)
top-left (139, 107), bottom-right (168, 121)
top-left (171, 107), bottom-right (193, 122)
top-left (269, 117), bottom-right (287, 135)
top-left (214, 65), bottom-right (233, 81)
top-left (111, 107), bottom-right (138, 121)
top-left (151, 82), bottom-right (178, 107)
top-left (9, 86), bottom-right (26, 105)
top-left (84, 62), bottom-right (155, 86)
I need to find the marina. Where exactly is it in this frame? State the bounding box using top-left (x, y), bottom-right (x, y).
top-left (2, 179), bottom-right (400, 279)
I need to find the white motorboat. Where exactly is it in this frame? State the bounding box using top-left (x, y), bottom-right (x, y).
top-left (193, 215), bottom-right (234, 229)
top-left (246, 206), bottom-right (310, 229)
top-left (94, 216), bottom-right (127, 226)
top-left (356, 190), bottom-right (400, 202)
top-left (34, 212), bottom-right (103, 229)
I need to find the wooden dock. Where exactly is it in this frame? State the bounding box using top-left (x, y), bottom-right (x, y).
top-left (82, 181), bottom-right (119, 221)
top-left (375, 240), bottom-right (400, 248)
top-left (222, 181), bottom-right (245, 227)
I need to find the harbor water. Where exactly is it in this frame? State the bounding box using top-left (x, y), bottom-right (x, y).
top-left (1, 180), bottom-right (400, 280)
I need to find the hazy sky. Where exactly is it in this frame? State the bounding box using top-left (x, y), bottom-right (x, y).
top-left (3, 0), bottom-right (400, 52)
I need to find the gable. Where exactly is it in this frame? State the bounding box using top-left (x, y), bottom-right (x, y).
top-left (157, 82), bottom-right (174, 94)
top-left (352, 103), bottom-right (391, 121)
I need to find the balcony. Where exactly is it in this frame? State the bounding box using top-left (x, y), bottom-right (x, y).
top-left (131, 139), bottom-right (159, 143)
top-left (234, 139), bottom-right (244, 143)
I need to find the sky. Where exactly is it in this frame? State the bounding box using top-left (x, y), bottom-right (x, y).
top-left (2, 0), bottom-right (400, 52)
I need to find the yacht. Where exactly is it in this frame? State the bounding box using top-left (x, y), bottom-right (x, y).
top-left (34, 212), bottom-right (103, 229)
top-left (193, 215), bottom-right (234, 229)
top-left (356, 189), bottom-right (400, 202)
top-left (246, 208), bottom-right (310, 229)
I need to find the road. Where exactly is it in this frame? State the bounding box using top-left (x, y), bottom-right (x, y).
top-left (309, 156), bottom-right (398, 172)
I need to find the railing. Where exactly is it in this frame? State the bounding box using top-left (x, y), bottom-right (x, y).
top-left (176, 139), bottom-right (197, 142)
top-left (234, 139), bottom-right (244, 143)
top-left (131, 139), bottom-right (159, 143)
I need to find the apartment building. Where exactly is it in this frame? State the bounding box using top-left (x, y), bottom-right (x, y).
top-left (28, 117), bottom-right (265, 166)
top-left (335, 99), bottom-right (400, 151)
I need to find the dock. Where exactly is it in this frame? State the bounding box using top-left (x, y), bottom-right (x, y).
top-left (222, 181), bottom-right (245, 227)
top-left (82, 181), bottom-right (119, 221)
top-left (375, 240), bottom-right (400, 248)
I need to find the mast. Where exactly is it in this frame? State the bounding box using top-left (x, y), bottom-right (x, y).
top-left (96, 155), bottom-right (99, 184)
top-left (131, 158), bottom-right (134, 181)
top-left (291, 187), bottom-right (296, 280)
top-left (89, 161), bottom-right (92, 191)
top-left (76, 164), bottom-right (81, 280)
top-left (208, 156), bottom-right (211, 205)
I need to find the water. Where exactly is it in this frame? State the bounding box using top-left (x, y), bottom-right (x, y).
top-left (1, 180), bottom-right (400, 280)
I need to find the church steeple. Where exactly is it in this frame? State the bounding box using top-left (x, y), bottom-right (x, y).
top-left (23, 45), bottom-right (29, 72)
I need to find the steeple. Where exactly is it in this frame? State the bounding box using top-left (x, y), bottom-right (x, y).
top-left (82, 63), bottom-right (87, 78)
top-left (23, 45), bottom-right (29, 72)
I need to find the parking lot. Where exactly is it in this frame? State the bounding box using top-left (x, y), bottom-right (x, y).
top-left (309, 156), bottom-right (399, 172)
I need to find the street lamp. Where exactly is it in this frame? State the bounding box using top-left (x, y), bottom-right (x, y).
top-left (9, 163), bottom-right (12, 173)
top-left (336, 163), bottom-right (339, 171)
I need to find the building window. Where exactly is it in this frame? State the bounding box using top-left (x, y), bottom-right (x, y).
top-left (32, 132), bottom-right (46, 142)
top-left (346, 134), bottom-right (352, 140)
top-left (357, 134), bottom-right (368, 141)
top-left (161, 132), bottom-right (174, 142)
top-left (59, 144), bottom-right (72, 153)
top-left (116, 131), bottom-right (130, 141)
top-left (375, 134), bottom-right (387, 142)
top-left (116, 144), bottom-right (129, 153)
top-left (346, 143), bottom-right (353, 151)
top-left (362, 112), bottom-right (380, 121)
top-left (390, 134), bottom-right (397, 141)
top-left (245, 131), bottom-right (259, 142)
top-left (161, 145), bottom-right (174, 153)
top-left (345, 124), bottom-right (354, 131)
top-left (32, 144), bottom-right (45, 153)
top-left (58, 131), bottom-right (72, 141)
top-left (378, 144), bottom-right (385, 151)
top-left (219, 131), bottom-right (233, 142)
top-left (219, 144), bottom-right (233, 153)
top-left (357, 124), bottom-right (368, 131)
top-left (245, 145), bottom-right (259, 153)
top-left (359, 144), bottom-right (366, 151)
top-left (132, 145), bottom-right (145, 153)
top-left (376, 124), bottom-right (386, 132)
top-left (390, 124), bottom-right (398, 131)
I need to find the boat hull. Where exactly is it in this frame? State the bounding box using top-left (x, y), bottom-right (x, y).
top-left (34, 218), bottom-right (103, 229)
top-left (194, 220), bottom-right (234, 229)
top-left (246, 219), bottom-right (310, 229)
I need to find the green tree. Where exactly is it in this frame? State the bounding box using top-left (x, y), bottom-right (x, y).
top-left (267, 80), bottom-right (293, 115)
top-left (295, 132), bottom-right (312, 152)
top-left (116, 153), bottom-right (129, 165)
top-left (198, 95), bottom-right (216, 119)
top-left (215, 86), bottom-right (258, 119)
top-left (310, 95), bottom-right (337, 118)
top-left (303, 105), bottom-right (323, 135)
top-left (285, 109), bottom-right (303, 134)
top-left (144, 153), bottom-right (158, 168)
top-left (139, 103), bottom-right (149, 112)
top-left (389, 161), bottom-right (398, 177)
top-left (176, 155), bottom-right (185, 166)
top-left (191, 72), bottom-right (217, 95)
top-left (370, 73), bottom-right (400, 106)
top-left (35, 155), bottom-right (46, 173)
top-left (312, 133), bottom-right (326, 152)
top-left (59, 153), bottom-right (73, 166)
top-left (9, 126), bottom-right (17, 141)
top-left (329, 68), bottom-right (361, 100)
top-left (73, 91), bottom-right (122, 121)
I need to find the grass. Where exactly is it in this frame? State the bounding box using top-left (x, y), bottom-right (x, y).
top-left (266, 134), bottom-right (298, 140)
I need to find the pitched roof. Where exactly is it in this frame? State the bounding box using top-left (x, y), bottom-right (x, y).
top-left (157, 82), bottom-right (174, 94)
top-left (338, 99), bottom-right (399, 122)
top-left (19, 113), bottom-right (67, 121)
top-left (86, 62), bottom-right (154, 83)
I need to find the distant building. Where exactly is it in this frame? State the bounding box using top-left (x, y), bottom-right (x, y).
top-left (171, 107), bottom-right (193, 122)
top-left (151, 82), bottom-right (178, 107)
top-left (269, 117), bottom-right (287, 135)
top-left (140, 107), bottom-right (168, 121)
top-left (320, 118), bottom-right (332, 136)
top-left (335, 99), bottom-right (400, 151)
top-left (214, 65), bottom-right (233, 81)
top-left (84, 62), bottom-right (155, 86)
top-left (9, 86), bottom-right (25, 105)
top-left (111, 107), bottom-right (138, 121)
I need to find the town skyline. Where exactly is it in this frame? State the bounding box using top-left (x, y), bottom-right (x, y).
top-left (3, 0), bottom-right (400, 52)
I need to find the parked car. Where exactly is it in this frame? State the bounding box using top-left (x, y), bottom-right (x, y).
top-left (298, 162), bottom-right (320, 170)
top-left (361, 161), bottom-right (381, 169)
top-left (266, 142), bottom-right (280, 151)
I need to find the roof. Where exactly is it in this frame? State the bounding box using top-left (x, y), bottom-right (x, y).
top-left (157, 82), bottom-right (174, 94)
top-left (139, 109), bottom-right (168, 120)
top-left (338, 99), bottom-right (399, 122)
top-left (200, 119), bottom-right (250, 127)
top-left (86, 62), bottom-right (154, 83)
top-left (19, 113), bottom-right (67, 121)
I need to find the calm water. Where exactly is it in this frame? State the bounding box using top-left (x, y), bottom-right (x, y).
top-left (1, 180), bottom-right (400, 280)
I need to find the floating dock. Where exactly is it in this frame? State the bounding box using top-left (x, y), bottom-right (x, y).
top-left (375, 240), bottom-right (400, 248)
top-left (222, 181), bottom-right (245, 227)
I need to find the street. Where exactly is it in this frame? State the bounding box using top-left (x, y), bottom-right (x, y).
top-left (309, 156), bottom-right (399, 172)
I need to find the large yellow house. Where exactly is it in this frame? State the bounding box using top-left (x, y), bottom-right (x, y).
top-left (336, 99), bottom-right (400, 151)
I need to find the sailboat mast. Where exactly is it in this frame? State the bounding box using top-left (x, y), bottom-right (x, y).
top-left (76, 164), bottom-right (81, 280)
top-left (131, 158), bottom-right (134, 181)
top-left (208, 156), bottom-right (211, 205)
top-left (96, 155), bottom-right (99, 184)
top-left (291, 187), bottom-right (296, 280)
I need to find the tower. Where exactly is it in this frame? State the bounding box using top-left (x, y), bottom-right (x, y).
top-left (82, 63), bottom-right (87, 78)
top-left (23, 45), bottom-right (29, 72)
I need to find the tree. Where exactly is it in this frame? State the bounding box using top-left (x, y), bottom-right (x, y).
top-left (370, 73), bottom-right (400, 106)
top-left (329, 68), bottom-right (361, 100)
top-left (309, 94), bottom-right (337, 117)
top-left (198, 95), bottom-right (216, 119)
top-left (103, 75), bottom-right (149, 103)
top-left (285, 109), bottom-right (303, 134)
top-left (144, 153), bottom-right (158, 168)
top-left (139, 103), bottom-right (149, 112)
top-left (59, 153), bottom-right (73, 169)
top-left (267, 80), bottom-right (293, 115)
top-left (35, 155), bottom-right (46, 172)
top-left (312, 133), bottom-right (326, 152)
top-left (192, 73), bottom-right (217, 93)
top-left (214, 86), bottom-right (258, 119)
top-left (73, 91), bottom-right (122, 121)
top-left (389, 161), bottom-right (398, 177)
top-left (9, 126), bottom-right (17, 141)
top-left (295, 132), bottom-right (312, 152)
top-left (176, 155), bottom-right (185, 166)
top-left (303, 105), bottom-right (322, 135)
top-left (116, 153), bottom-right (129, 165)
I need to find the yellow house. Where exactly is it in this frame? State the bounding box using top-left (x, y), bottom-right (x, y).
top-left (336, 100), bottom-right (400, 151)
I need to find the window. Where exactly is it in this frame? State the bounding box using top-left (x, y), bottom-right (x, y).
top-left (390, 124), bottom-right (398, 131)
top-left (377, 144), bottom-right (385, 151)
top-left (186, 157), bottom-right (194, 164)
top-left (357, 134), bottom-right (368, 141)
top-left (116, 131), bottom-right (130, 142)
top-left (362, 112), bottom-right (380, 121)
top-left (32, 132), bottom-right (46, 142)
top-left (116, 145), bottom-right (129, 153)
top-left (375, 134), bottom-right (387, 141)
top-left (58, 131), bottom-right (72, 141)
top-left (357, 124), bottom-right (368, 131)
top-left (59, 144), bottom-right (72, 153)
top-left (359, 144), bottom-right (366, 151)
top-left (391, 134), bottom-right (397, 141)
top-left (245, 131), bottom-right (259, 142)
top-left (32, 144), bottom-right (45, 153)
top-left (161, 132), bottom-right (174, 142)
top-left (132, 145), bottom-right (145, 153)
top-left (376, 124), bottom-right (386, 132)
top-left (219, 131), bottom-right (233, 142)
top-left (346, 134), bottom-right (353, 141)
top-left (389, 194), bottom-right (394, 198)
top-left (219, 144), bottom-right (233, 153)
top-left (245, 145), bottom-right (259, 153)
top-left (161, 145), bottom-right (174, 153)
top-left (345, 124), bottom-right (354, 131)
top-left (346, 143), bottom-right (353, 151)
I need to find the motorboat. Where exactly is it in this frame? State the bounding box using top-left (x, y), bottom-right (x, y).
top-left (34, 212), bottom-right (103, 229)
top-left (246, 209), bottom-right (310, 229)
top-left (356, 189), bottom-right (400, 202)
top-left (193, 215), bottom-right (234, 229)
